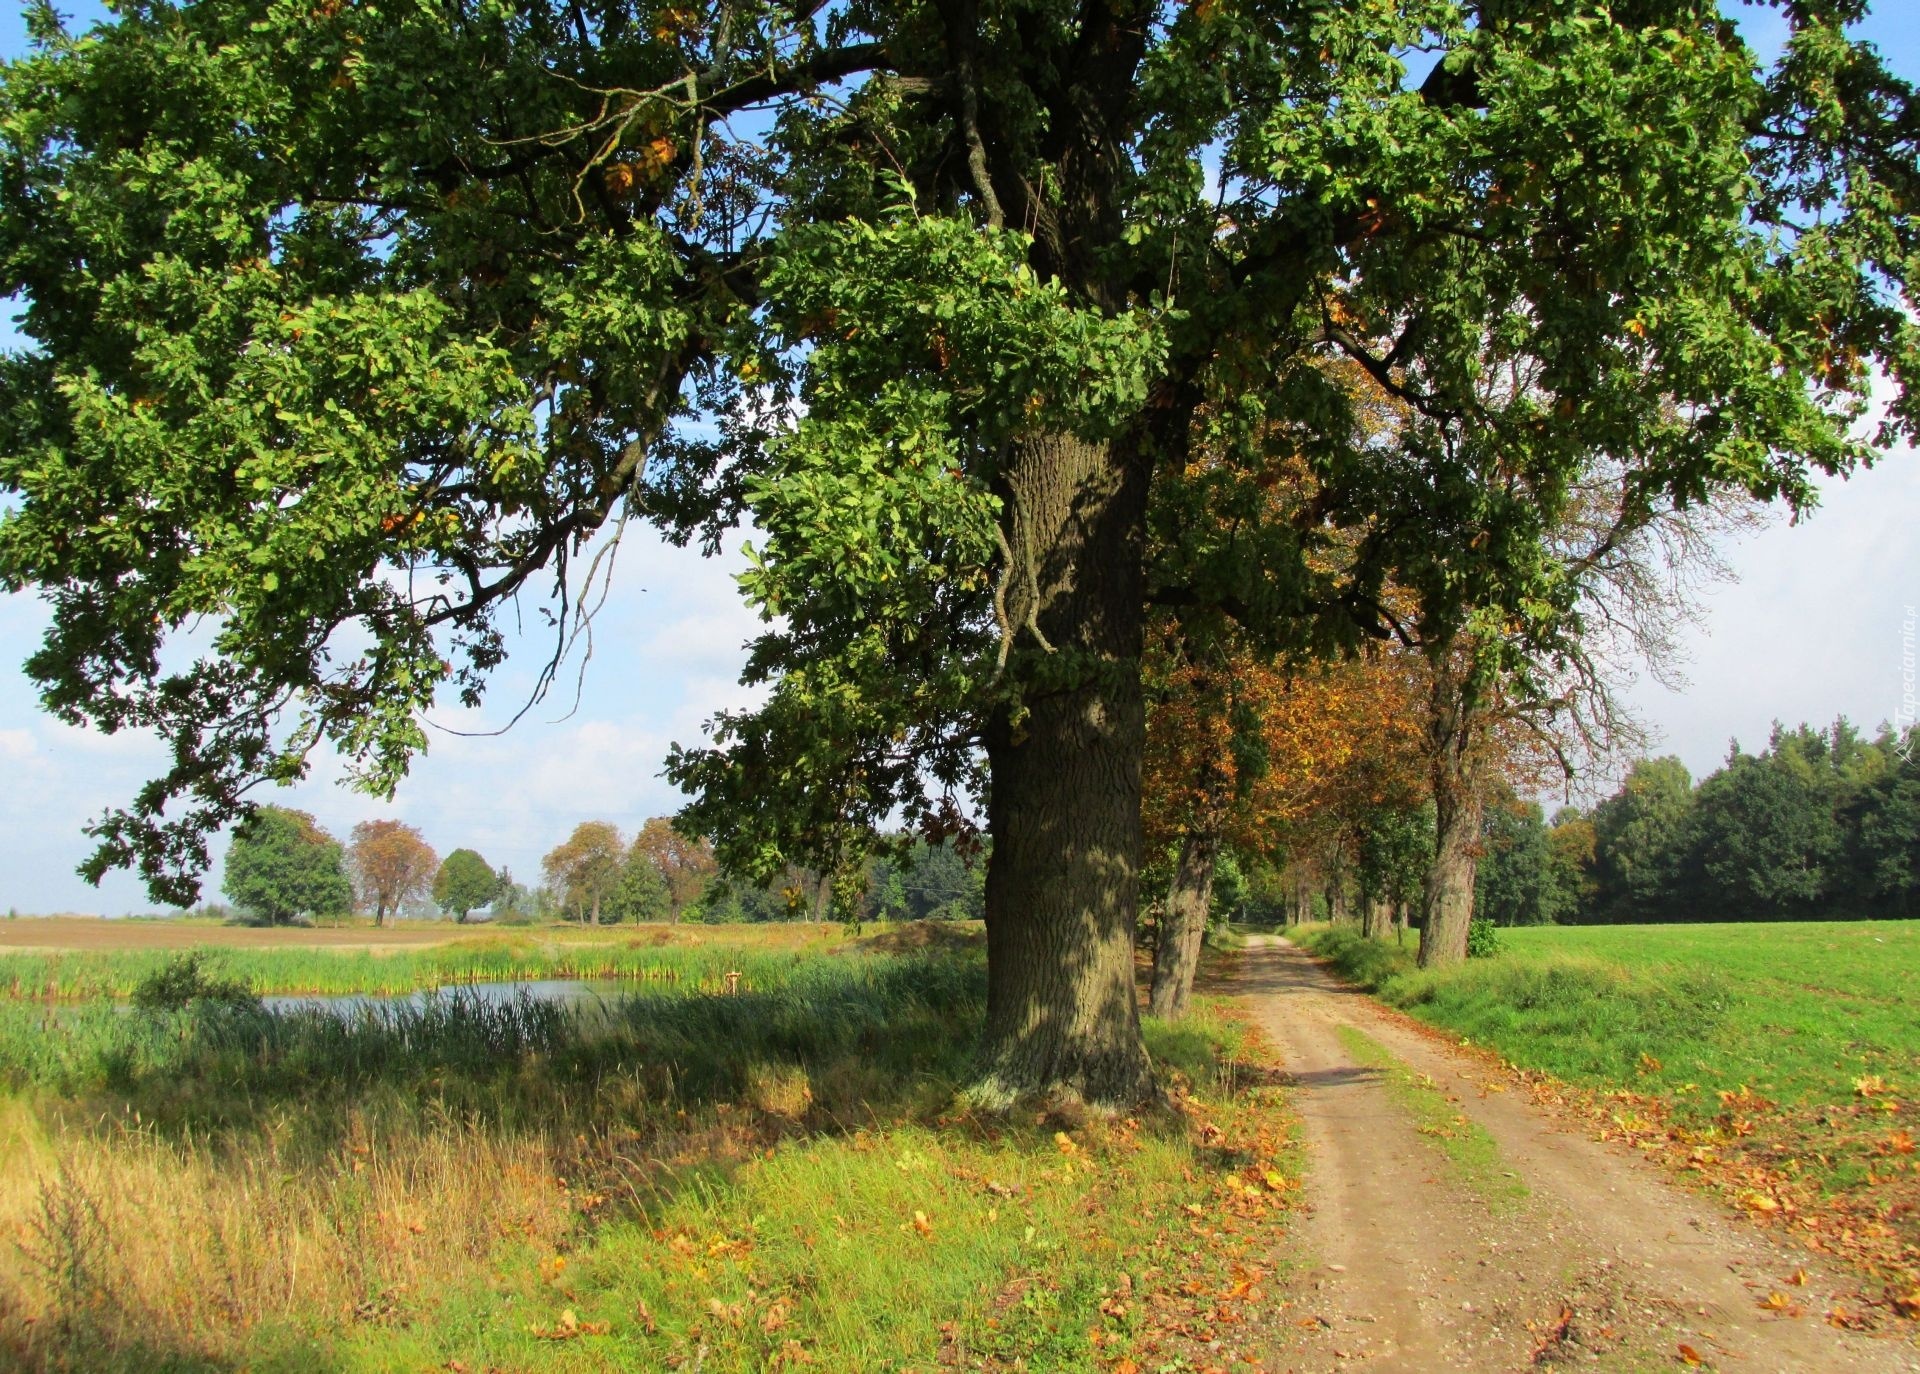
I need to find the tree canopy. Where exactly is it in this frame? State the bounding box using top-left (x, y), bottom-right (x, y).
top-left (346, 818), bottom-right (439, 924)
top-left (541, 820), bottom-right (625, 923)
top-left (1, 0), bottom-right (1914, 1100)
top-left (432, 846), bottom-right (498, 920)
top-left (222, 805), bottom-right (352, 925)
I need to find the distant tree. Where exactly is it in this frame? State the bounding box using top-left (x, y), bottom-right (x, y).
top-left (489, 867), bottom-right (532, 921)
top-left (1142, 634), bottom-right (1428, 1017)
top-left (1544, 808), bottom-right (1600, 922)
top-left (1846, 729), bottom-right (1920, 917)
top-left (346, 819), bottom-right (438, 926)
top-left (631, 819), bottom-right (718, 925)
top-left (1475, 794), bottom-right (1561, 927)
top-left (865, 838), bottom-right (987, 923)
top-left (541, 822), bottom-right (625, 925)
top-left (1354, 802), bottom-right (1435, 940)
top-left (222, 807), bottom-right (351, 926)
top-left (432, 848), bottom-right (497, 923)
top-left (697, 874), bottom-right (790, 924)
top-left (1685, 737), bottom-right (1841, 918)
top-left (1591, 757), bottom-right (1695, 920)
top-left (607, 847), bottom-right (671, 924)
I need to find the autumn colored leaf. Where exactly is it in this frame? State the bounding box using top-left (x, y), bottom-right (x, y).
top-left (1675, 1343), bottom-right (1704, 1366)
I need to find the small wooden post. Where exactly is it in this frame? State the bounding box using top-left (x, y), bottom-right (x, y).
top-left (723, 969), bottom-right (742, 996)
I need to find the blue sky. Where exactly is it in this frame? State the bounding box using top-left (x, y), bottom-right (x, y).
top-left (0, 3), bottom-right (1917, 913)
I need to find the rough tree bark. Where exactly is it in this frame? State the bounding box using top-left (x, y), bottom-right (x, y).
top-left (976, 428), bottom-right (1158, 1107)
top-left (1148, 826), bottom-right (1220, 1021)
top-left (1363, 897), bottom-right (1392, 940)
top-left (1418, 663), bottom-right (1483, 968)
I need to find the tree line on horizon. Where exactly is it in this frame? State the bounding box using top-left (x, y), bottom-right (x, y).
top-left (1475, 719), bottom-right (1920, 927)
top-left (212, 807), bottom-right (989, 929)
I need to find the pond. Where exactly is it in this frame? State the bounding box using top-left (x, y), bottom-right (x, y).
top-left (261, 979), bottom-right (634, 1017)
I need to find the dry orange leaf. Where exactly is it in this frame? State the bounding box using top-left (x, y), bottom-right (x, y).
top-left (1676, 1343), bottom-right (1704, 1366)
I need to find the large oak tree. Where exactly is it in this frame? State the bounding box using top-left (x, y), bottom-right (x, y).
top-left (0, 0), bottom-right (1913, 1103)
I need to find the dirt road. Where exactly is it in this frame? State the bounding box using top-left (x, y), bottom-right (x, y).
top-left (1234, 936), bottom-right (1918, 1373)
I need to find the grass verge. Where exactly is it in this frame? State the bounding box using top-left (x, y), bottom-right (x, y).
top-left (1333, 1024), bottom-right (1527, 1215)
top-left (1296, 922), bottom-right (1920, 1317)
top-left (0, 942), bottom-right (1300, 1372)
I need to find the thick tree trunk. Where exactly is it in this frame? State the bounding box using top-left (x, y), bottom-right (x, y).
top-left (1418, 662), bottom-right (1483, 968)
top-left (1363, 897), bottom-right (1392, 940)
top-left (975, 429), bottom-right (1157, 1108)
top-left (1148, 827), bottom-right (1219, 1021)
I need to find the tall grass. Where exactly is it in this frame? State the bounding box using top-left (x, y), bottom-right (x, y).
top-left (0, 942), bottom-right (1293, 1372)
top-left (0, 936), bottom-right (821, 1001)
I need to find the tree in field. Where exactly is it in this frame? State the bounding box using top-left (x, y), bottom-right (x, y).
top-left (542, 822), bottom-right (625, 925)
top-left (630, 818), bottom-right (717, 925)
top-left (608, 845), bottom-right (672, 923)
top-left (222, 807), bottom-right (352, 926)
top-left (432, 847), bottom-right (498, 923)
top-left (2, 2), bottom-right (1914, 1104)
top-left (346, 819), bottom-right (438, 926)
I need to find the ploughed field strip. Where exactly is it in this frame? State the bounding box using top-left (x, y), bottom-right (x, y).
top-left (1232, 937), bottom-right (1918, 1373)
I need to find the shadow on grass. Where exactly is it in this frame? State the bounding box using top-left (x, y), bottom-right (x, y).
top-left (3, 952), bottom-right (989, 1161)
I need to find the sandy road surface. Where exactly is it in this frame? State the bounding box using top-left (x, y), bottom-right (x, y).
top-left (1233, 936), bottom-right (1918, 1373)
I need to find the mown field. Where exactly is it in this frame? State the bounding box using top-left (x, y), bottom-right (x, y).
top-left (1297, 921), bottom-right (1920, 1295)
top-left (0, 926), bottom-right (1298, 1372)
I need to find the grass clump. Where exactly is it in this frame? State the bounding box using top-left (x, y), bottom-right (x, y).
top-left (127, 952), bottom-right (261, 1013)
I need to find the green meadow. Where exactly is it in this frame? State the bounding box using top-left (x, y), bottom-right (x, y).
top-left (1295, 921), bottom-right (1920, 1108)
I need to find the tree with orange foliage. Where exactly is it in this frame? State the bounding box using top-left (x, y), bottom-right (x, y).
top-left (631, 817), bottom-right (718, 924)
top-left (1141, 628), bottom-right (1429, 1017)
top-left (542, 821), bottom-right (625, 925)
top-left (346, 819), bottom-right (438, 927)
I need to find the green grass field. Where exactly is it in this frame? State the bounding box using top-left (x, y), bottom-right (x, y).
top-left (1296, 921), bottom-right (1920, 1288)
top-left (0, 934), bottom-right (1297, 1372)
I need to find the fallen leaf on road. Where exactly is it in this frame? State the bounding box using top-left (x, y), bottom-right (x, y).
top-left (1676, 1343), bottom-right (1704, 1366)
